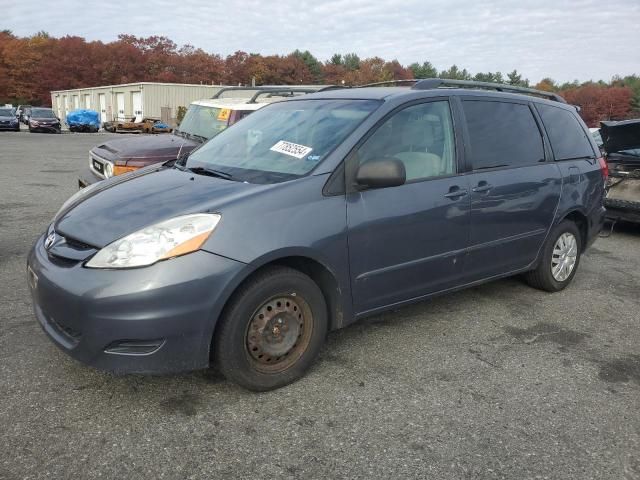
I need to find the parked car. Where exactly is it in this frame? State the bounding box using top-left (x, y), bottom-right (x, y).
top-left (28, 79), bottom-right (606, 391)
top-left (601, 118), bottom-right (640, 223)
top-left (0, 107), bottom-right (20, 131)
top-left (16, 104), bottom-right (32, 123)
top-left (66, 109), bottom-right (101, 133)
top-left (103, 117), bottom-right (172, 134)
top-left (79, 86), bottom-right (329, 187)
top-left (28, 108), bottom-right (62, 133)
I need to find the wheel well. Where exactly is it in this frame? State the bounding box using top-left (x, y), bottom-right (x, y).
top-left (562, 211), bottom-right (588, 252)
top-left (220, 256), bottom-right (344, 335)
top-left (265, 256), bottom-right (344, 331)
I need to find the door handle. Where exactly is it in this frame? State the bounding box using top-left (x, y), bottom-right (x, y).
top-left (472, 182), bottom-right (493, 193)
top-left (444, 187), bottom-right (468, 199)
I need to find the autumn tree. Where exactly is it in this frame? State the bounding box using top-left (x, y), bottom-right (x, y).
top-left (562, 84), bottom-right (633, 127)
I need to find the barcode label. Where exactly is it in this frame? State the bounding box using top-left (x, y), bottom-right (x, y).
top-left (270, 140), bottom-right (313, 159)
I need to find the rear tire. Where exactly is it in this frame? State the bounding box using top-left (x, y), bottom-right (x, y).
top-left (214, 266), bottom-right (328, 391)
top-left (524, 220), bottom-right (582, 292)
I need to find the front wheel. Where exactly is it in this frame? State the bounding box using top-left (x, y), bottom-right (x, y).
top-left (214, 266), bottom-right (328, 391)
top-left (524, 220), bottom-right (582, 292)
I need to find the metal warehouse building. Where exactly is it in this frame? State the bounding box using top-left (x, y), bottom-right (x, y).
top-left (50, 82), bottom-right (226, 126)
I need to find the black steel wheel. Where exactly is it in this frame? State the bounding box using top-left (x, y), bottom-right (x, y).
top-left (214, 266), bottom-right (327, 391)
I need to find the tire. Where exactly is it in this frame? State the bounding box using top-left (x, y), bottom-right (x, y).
top-left (524, 220), bottom-right (582, 292)
top-left (214, 266), bottom-right (328, 391)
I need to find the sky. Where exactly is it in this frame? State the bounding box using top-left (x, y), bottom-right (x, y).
top-left (4, 0), bottom-right (640, 83)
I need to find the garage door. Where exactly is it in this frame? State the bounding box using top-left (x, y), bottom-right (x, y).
top-left (131, 91), bottom-right (142, 120)
top-left (116, 92), bottom-right (125, 120)
top-left (98, 94), bottom-right (106, 122)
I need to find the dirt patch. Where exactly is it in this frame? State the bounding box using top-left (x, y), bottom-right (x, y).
top-left (159, 392), bottom-right (201, 416)
top-left (598, 355), bottom-right (640, 384)
top-left (504, 322), bottom-right (588, 347)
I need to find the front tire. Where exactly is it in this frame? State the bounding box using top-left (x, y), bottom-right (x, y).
top-left (524, 220), bottom-right (582, 292)
top-left (214, 266), bottom-right (328, 391)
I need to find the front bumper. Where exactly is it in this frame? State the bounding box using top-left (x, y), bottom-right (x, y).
top-left (27, 235), bottom-right (246, 374)
top-left (0, 123), bottom-right (20, 130)
top-left (30, 124), bottom-right (61, 133)
top-left (78, 167), bottom-right (103, 188)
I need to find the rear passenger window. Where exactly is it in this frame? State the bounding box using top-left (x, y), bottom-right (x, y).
top-left (536, 104), bottom-right (595, 160)
top-left (463, 100), bottom-right (544, 170)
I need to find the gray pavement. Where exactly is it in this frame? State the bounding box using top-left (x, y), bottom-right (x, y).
top-left (0, 131), bottom-right (639, 480)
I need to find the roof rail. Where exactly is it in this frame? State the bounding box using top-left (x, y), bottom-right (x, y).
top-left (412, 78), bottom-right (566, 103)
top-left (212, 85), bottom-right (342, 100)
top-left (355, 80), bottom-right (418, 88)
top-left (247, 87), bottom-right (339, 103)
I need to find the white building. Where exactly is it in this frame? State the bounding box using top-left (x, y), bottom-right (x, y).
top-left (50, 82), bottom-right (228, 126)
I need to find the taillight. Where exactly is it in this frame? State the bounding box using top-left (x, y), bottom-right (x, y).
top-left (597, 157), bottom-right (608, 180)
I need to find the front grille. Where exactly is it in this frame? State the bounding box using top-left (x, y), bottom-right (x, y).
top-left (91, 156), bottom-right (105, 176)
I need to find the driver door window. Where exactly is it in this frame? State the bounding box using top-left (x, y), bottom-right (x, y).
top-left (356, 101), bottom-right (456, 181)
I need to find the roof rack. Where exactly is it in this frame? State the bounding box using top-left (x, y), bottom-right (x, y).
top-left (356, 80), bottom-right (418, 88)
top-left (212, 85), bottom-right (342, 101)
top-left (246, 86), bottom-right (342, 103)
top-left (412, 78), bottom-right (567, 103)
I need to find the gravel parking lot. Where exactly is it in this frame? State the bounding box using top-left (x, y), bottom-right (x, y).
top-left (1, 131), bottom-right (639, 480)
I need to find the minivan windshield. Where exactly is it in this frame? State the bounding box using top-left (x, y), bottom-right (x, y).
top-left (186, 99), bottom-right (380, 183)
top-left (0, 108), bottom-right (14, 116)
top-left (176, 104), bottom-right (228, 141)
top-left (31, 108), bottom-right (56, 118)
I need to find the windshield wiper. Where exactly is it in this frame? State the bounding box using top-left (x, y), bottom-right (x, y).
top-left (190, 133), bottom-right (208, 143)
top-left (187, 166), bottom-right (233, 180)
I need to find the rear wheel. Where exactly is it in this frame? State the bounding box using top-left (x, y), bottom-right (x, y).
top-left (214, 266), bottom-right (327, 391)
top-left (524, 220), bottom-right (582, 292)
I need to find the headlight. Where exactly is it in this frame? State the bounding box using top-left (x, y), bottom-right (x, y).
top-left (104, 161), bottom-right (114, 178)
top-left (53, 181), bottom-right (100, 220)
top-left (85, 213), bottom-right (221, 269)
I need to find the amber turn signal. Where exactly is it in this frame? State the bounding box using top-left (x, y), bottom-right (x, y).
top-left (114, 165), bottom-right (139, 176)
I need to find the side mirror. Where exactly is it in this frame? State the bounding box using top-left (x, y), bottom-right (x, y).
top-left (355, 158), bottom-right (406, 189)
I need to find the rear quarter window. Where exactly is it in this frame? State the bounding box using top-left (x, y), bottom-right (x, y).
top-left (536, 104), bottom-right (595, 160)
top-left (462, 100), bottom-right (545, 170)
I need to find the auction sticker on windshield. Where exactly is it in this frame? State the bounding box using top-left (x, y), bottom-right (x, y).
top-left (217, 108), bottom-right (231, 121)
top-left (270, 140), bottom-right (313, 159)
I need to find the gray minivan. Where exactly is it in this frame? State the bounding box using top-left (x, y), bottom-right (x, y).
top-left (27, 79), bottom-right (607, 390)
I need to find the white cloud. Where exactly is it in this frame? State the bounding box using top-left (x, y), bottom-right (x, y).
top-left (4, 0), bottom-right (640, 82)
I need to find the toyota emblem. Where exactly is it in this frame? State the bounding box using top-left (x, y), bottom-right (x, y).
top-left (44, 231), bottom-right (56, 250)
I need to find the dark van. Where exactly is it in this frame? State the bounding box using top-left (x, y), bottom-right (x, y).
top-left (28, 79), bottom-right (606, 391)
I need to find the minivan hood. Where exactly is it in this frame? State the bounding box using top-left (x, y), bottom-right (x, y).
top-left (55, 167), bottom-right (264, 248)
top-left (600, 119), bottom-right (640, 154)
top-left (92, 134), bottom-right (199, 163)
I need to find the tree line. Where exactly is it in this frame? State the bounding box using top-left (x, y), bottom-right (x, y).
top-left (1, 31), bottom-right (638, 127)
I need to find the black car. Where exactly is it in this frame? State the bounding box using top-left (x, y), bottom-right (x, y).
top-left (0, 107), bottom-right (20, 131)
top-left (28, 108), bottom-right (62, 134)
